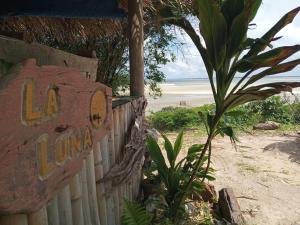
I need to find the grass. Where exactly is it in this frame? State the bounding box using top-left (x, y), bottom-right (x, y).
top-left (237, 162), bottom-right (260, 174)
top-left (148, 96), bottom-right (300, 135)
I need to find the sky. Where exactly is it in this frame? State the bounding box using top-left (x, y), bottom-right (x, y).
top-left (161, 0), bottom-right (300, 80)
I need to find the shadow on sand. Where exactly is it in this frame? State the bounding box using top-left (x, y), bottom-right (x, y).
top-left (264, 133), bottom-right (300, 164)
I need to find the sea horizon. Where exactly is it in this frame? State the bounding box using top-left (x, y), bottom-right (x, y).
top-left (146, 76), bottom-right (300, 114)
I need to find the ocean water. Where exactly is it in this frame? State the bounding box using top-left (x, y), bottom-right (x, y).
top-left (146, 76), bottom-right (300, 114)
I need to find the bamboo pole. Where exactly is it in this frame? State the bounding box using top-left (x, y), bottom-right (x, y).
top-left (113, 107), bottom-right (124, 224)
top-left (110, 111), bottom-right (120, 225)
top-left (47, 195), bottom-right (59, 225)
top-left (70, 174), bottom-right (84, 225)
top-left (80, 160), bottom-right (92, 225)
top-left (57, 185), bottom-right (73, 225)
top-left (101, 135), bottom-right (115, 225)
top-left (94, 142), bottom-right (108, 225)
top-left (86, 151), bottom-right (101, 225)
top-left (113, 108), bottom-right (120, 163)
top-left (126, 102), bottom-right (131, 203)
top-left (28, 206), bottom-right (48, 225)
top-left (0, 214), bottom-right (28, 225)
top-left (119, 105), bottom-right (125, 160)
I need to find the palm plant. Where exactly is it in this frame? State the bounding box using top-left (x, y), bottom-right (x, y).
top-left (146, 131), bottom-right (214, 219)
top-left (153, 0), bottom-right (300, 219)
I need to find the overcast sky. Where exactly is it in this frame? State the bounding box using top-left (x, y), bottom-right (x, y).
top-left (162, 0), bottom-right (300, 80)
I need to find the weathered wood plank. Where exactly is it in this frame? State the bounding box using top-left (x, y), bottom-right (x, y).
top-left (0, 36), bottom-right (98, 81)
top-left (218, 188), bottom-right (244, 225)
top-left (0, 59), bottom-right (112, 214)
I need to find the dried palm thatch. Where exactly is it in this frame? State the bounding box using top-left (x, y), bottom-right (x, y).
top-left (0, 0), bottom-right (153, 47)
top-left (0, 17), bottom-right (125, 45)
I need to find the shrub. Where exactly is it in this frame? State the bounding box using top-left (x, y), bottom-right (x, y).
top-left (244, 96), bottom-right (293, 124)
top-left (148, 96), bottom-right (300, 132)
top-left (149, 107), bottom-right (200, 131)
top-left (292, 103), bottom-right (300, 124)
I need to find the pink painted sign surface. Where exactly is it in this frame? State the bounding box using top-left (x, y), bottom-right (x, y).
top-left (0, 59), bottom-right (112, 214)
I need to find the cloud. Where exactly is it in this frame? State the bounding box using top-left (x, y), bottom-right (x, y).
top-left (162, 0), bottom-right (300, 79)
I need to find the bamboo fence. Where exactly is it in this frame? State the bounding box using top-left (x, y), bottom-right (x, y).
top-left (0, 97), bottom-right (146, 225)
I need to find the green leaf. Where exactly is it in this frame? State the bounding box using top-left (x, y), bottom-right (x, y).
top-left (236, 45), bottom-right (300, 72)
top-left (245, 59), bottom-right (300, 86)
top-left (191, 180), bottom-right (205, 193)
top-left (161, 134), bottom-right (175, 167)
top-left (225, 82), bottom-right (300, 110)
top-left (195, 0), bottom-right (227, 70)
top-left (241, 82), bottom-right (300, 93)
top-left (188, 144), bottom-right (204, 155)
top-left (219, 126), bottom-right (239, 142)
top-left (221, 0), bottom-right (244, 28)
top-left (174, 130), bottom-right (184, 158)
top-left (245, 6), bottom-right (300, 58)
top-left (244, 0), bottom-right (262, 22)
top-left (146, 136), bottom-right (168, 181)
top-left (227, 12), bottom-right (248, 57)
top-left (203, 174), bottom-right (216, 181)
top-left (122, 200), bottom-right (152, 225)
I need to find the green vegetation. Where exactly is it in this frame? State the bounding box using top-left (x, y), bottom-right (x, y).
top-left (122, 200), bottom-right (152, 225)
top-left (42, 15), bottom-right (178, 97)
top-left (148, 96), bottom-right (300, 132)
top-left (121, 132), bottom-right (215, 224)
top-left (127, 0), bottom-right (300, 224)
top-left (145, 131), bottom-right (214, 220)
top-left (145, 0), bottom-right (300, 221)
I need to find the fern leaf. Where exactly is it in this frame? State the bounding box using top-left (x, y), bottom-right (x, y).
top-left (122, 200), bottom-right (152, 225)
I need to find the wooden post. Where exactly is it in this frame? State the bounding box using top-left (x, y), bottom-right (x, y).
top-left (129, 0), bottom-right (144, 97)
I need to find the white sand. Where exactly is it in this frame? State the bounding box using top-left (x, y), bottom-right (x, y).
top-left (166, 131), bottom-right (300, 225)
top-left (146, 78), bottom-right (300, 114)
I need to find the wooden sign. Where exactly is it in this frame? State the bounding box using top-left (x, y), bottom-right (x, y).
top-left (0, 59), bottom-right (112, 214)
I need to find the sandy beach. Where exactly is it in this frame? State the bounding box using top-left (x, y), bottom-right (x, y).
top-left (146, 77), bottom-right (300, 114)
top-left (165, 131), bottom-right (300, 225)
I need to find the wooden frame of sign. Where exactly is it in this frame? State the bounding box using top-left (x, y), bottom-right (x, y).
top-left (0, 59), bottom-right (112, 214)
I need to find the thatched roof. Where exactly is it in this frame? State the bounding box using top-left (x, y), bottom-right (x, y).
top-left (0, 17), bottom-right (125, 45)
top-left (0, 0), bottom-right (153, 46)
